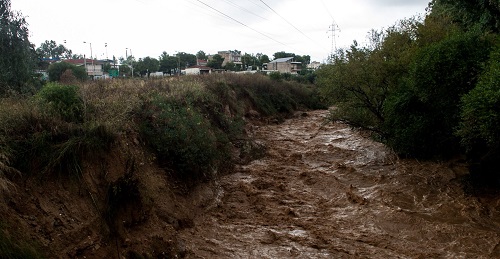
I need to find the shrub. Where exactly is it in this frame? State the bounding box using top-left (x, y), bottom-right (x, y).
top-left (0, 98), bottom-right (114, 178)
top-left (383, 31), bottom-right (491, 158)
top-left (47, 62), bottom-right (87, 82)
top-left (104, 159), bottom-right (145, 236)
top-left (269, 71), bottom-right (282, 81)
top-left (0, 222), bottom-right (43, 259)
top-left (457, 45), bottom-right (500, 182)
top-left (139, 96), bottom-right (227, 182)
top-left (36, 82), bottom-right (84, 123)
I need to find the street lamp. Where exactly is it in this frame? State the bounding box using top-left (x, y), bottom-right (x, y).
top-left (175, 51), bottom-right (180, 76)
top-left (126, 48), bottom-right (134, 78)
top-left (84, 41), bottom-right (94, 78)
top-left (83, 41), bottom-right (93, 60)
top-left (105, 43), bottom-right (108, 60)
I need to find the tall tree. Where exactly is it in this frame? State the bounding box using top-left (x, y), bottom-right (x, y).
top-left (196, 50), bottom-right (207, 60)
top-left (317, 17), bottom-right (422, 136)
top-left (159, 52), bottom-right (178, 75)
top-left (0, 0), bottom-right (36, 94)
top-left (273, 51), bottom-right (295, 59)
top-left (430, 0), bottom-right (500, 33)
top-left (207, 54), bottom-right (224, 69)
top-left (47, 62), bottom-right (87, 82)
top-left (258, 54), bottom-right (270, 64)
top-left (36, 40), bottom-right (72, 59)
top-left (135, 56), bottom-right (159, 76)
top-left (177, 52), bottom-right (196, 69)
top-left (241, 53), bottom-right (257, 70)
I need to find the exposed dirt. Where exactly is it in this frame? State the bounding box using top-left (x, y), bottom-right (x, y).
top-left (2, 109), bottom-right (500, 258)
top-left (179, 109), bottom-right (500, 258)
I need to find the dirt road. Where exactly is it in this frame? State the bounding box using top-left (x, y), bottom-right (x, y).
top-left (180, 109), bottom-right (500, 258)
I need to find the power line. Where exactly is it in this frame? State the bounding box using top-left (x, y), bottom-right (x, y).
top-left (185, 0), bottom-right (231, 23)
top-left (320, 0), bottom-right (334, 21)
top-left (246, 0), bottom-right (270, 13)
top-left (222, 0), bottom-right (269, 21)
top-left (194, 0), bottom-right (290, 48)
top-left (258, 0), bottom-right (329, 53)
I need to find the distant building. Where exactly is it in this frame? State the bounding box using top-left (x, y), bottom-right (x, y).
top-left (197, 59), bottom-right (208, 66)
top-left (218, 50), bottom-right (242, 67)
top-left (307, 61), bottom-right (322, 70)
top-left (184, 65), bottom-right (212, 75)
top-left (266, 57), bottom-right (302, 74)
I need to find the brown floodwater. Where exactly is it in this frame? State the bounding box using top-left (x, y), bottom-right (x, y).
top-left (179, 109), bottom-right (500, 258)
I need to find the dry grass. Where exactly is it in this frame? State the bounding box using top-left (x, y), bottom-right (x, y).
top-left (0, 74), bottom-right (324, 183)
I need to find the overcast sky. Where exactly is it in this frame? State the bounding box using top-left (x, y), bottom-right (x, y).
top-left (12, 0), bottom-right (430, 62)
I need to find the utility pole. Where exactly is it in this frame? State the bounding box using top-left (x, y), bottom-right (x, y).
top-left (84, 41), bottom-right (93, 78)
top-left (327, 21), bottom-right (340, 63)
top-left (126, 48), bottom-right (134, 78)
top-left (175, 51), bottom-right (181, 76)
top-left (130, 48), bottom-right (134, 78)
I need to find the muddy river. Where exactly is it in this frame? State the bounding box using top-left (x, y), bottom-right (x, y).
top-left (179, 109), bottom-right (500, 258)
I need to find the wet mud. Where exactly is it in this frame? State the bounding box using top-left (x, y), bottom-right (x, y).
top-left (180, 109), bottom-right (500, 258)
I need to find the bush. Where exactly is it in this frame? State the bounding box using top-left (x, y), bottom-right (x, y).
top-left (457, 45), bottom-right (500, 182)
top-left (269, 71), bottom-right (282, 81)
top-left (0, 98), bottom-right (114, 178)
top-left (383, 31), bottom-right (491, 158)
top-left (36, 82), bottom-right (84, 123)
top-left (0, 223), bottom-right (43, 259)
top-left (105, 159), bottom-right (145, 236)
top-left (47, 62), bottom-right (87, 82)
top-left (139, 96), bottom-right (227, 182)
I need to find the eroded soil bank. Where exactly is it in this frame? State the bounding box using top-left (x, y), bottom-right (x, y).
top-left (180, 109), bottom-right (500, 258)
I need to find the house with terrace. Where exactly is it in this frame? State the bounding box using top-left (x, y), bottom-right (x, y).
top-left (265, 57), bottom-right (302, 74)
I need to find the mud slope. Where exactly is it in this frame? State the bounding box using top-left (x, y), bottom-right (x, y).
top-left (180, 109), bottom-right (500, 258)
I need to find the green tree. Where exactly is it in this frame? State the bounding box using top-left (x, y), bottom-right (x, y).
top-left (258, 54), bottom-right (270, 64)
top-left (196, 50), bottom-right (207, 60)
top-left (241, 53), bottom-right (260, 70)
top-left (224, 62), bottom-right (241, 71)
top-left (159, 52), bottom-right (178, 75)
top-left (119, 55), bottom-right (136, 77)
top-left (36, 40), bottom-right (72, 59)
top-left (177, 52), bottom-right (196, 69)
top-left (135, 56), bottom-right (159, 76)
top-left (47, 62), bottom-right (87, 82)
top-left (273, 51), bottom-right (295, 59)
top-left (102, 62), bottom-right (111, 73)
top-left (430, 0), bottom-right (500, 33)
top-left (317, 18), bottom-right (420, 134)
top-left (72, 53), bottom-right (84, 59)
top-left (383, 31), bottom-right (491, 158)
top-left (0, 0), bottom-right (36, 95)
top-left (119, 64), bottom-right (130, 77)
top-left (457, 45), bottom-right (500, 180)
top-left (207, 54), bottom-right (224, 69)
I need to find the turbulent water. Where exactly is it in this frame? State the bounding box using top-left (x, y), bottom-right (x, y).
top-left (180, 109), bottom-right (500, 258)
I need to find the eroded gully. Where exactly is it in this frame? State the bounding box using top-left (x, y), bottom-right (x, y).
top-left (179, 109), bottom-right (500, 258)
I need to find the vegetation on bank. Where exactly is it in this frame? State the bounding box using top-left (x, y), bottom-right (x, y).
top-left (1, 0), bottom-right (498, 185)
top-left (0, 73), bottom-right (323, 257)
top-left (316, 0), bottom-right (500, 184)
top-left (0, 221), bottom-right (43, 259)
top-left (0, 74), bottom-right (323, 182)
